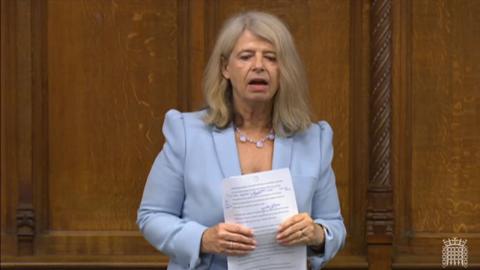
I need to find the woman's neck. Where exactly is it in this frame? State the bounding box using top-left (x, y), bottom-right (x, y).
top-left (233, 103), bottom-right (272, 132)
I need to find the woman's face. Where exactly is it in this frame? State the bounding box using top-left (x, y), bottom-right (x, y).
top-left (222, 30), bottom-right (279, 108)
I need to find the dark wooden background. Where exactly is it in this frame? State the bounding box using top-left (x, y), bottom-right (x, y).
top-left (1, 0), bottom-right (479, 269)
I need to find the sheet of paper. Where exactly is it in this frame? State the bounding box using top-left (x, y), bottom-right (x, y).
top-left (223, 168), bottom-right (306, 270)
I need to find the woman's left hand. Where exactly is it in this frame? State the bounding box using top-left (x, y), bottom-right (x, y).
top-left (276, 213), bottom-right (325, 247)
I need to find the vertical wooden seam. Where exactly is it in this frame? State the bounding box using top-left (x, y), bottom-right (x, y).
top-left (188, 0), bottom-right (206, 109)
top-left (1, 0), bottom-right (4, 228)
top-left (392, 0), bottom-right (413, 250)
top-left (1, 0), bottom-right (21, 255)
top-left (15, 0), bottom-right (35, 255)
top-left (403, 0), bottom-right (413, 242)
top-left (349, 0), bottom-right (369, 255)
top-left (348, 0), bottom-right (358, 250)
top-left (0, 0), bottom-right (14, 254)
top-left (204, 0), bottom-right (218, 62)
top-left (391, 0), bottom-right (412, 264)
top-left (31, 0), bottom-right (48, 235)
top-left (177, 0), bottom-right (190, 111)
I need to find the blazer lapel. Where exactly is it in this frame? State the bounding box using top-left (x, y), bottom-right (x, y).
top-left (272, 135), bottom-right (293, 170)
top-left (212, 124), bottom-right (242, 178)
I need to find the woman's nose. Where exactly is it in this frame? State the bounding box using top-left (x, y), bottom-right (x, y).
top-left (252, 56), bottom-right (265, 72)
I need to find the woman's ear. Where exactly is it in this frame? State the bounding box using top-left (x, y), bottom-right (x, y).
top-left (221, 56), bottom-right (230, 79)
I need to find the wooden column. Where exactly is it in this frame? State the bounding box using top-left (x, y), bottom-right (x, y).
top-left (2, 0), bottom-right (46, 255)
top-left (367, 0), bottom-right (394, 269)
top-left (15, 0), bottom-right (35, 255)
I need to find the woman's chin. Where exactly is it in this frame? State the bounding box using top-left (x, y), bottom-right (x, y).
top-left (245, 97), bottom-right (275, 105)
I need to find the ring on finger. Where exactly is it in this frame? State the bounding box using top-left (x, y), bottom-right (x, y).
top-left (229, 241), bottom-right (234, 249)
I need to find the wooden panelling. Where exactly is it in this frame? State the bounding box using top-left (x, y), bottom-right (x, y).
top-left (46, 0), bottom-right (178, 232)
top-left (349, 0), bottom-right (371, 259)
top-left (2, 0), bottom-right (184, 263)
top-left (410, 0), bottom-right (480, 235)
top-left (187, 0), bottom-right (207, 110)
top-left (393, 0), bottom-right (480, 267)
top-left (1, 0), bottom-right (19, 256)
top-left (1, 0), bottom-right (38, 256)
top-left (1, 0), bottom-right (480, 269)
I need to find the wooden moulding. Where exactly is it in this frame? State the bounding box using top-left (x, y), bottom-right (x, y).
top-left (2, 0), bottom-right (46, 256)
top-left (367, 0), bottom-right (394, 268)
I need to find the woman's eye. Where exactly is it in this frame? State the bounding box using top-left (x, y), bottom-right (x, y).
top-left (239, 55), bottom-right (251, 60)
top-left (266, 56), bottom-right (277, 62)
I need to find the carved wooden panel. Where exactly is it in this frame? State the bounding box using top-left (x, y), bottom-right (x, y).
top-left (1, 0), bottom-right (40, 256)
top-left (40, 0), bottom-right (180, 255)
top-left (366, 1), bottom-right (394, 269)
top-left (2, 0), bottom-right (182, 264)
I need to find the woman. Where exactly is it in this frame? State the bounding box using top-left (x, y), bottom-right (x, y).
top-left (137, 11), bottom-right (345, 270)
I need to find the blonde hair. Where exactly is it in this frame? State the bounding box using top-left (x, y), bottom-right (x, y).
top-left (203, 11), bottom-right (311, 137)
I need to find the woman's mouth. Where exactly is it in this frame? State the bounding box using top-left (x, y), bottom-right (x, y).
top-left (248, 78), bottom-right (269, 91)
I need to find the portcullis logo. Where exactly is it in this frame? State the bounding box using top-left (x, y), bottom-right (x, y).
top-left (442, 237), bottom-right (468, 268)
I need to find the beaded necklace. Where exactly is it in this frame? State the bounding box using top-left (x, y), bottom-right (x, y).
top-left (235, 127), bottom-right (275, 148)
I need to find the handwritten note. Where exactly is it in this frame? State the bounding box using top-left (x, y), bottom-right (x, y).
top-left (223, 168), bottom-right (306, 270)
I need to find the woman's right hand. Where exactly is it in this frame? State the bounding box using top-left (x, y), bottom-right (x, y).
top-left (200, 223), bottom-right (256, 256)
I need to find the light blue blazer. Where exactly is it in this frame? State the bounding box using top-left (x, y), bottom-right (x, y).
top-left (137, 109), bottom-right (346, 270)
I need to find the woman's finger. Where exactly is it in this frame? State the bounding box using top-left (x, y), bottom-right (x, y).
top-left (223, 223), bottom-right (254, 237)
top-left (278, 214), bottom-right (305, 233)
top-left (277, 219), bottom-right (309, 241)
top-left (218, 224), bottom-right (256, 245)
top-left (214, 223), bottom-right (256, 256)
top-left (224, 233), bottom-right (257, 245)
top-left (278, 227), bottom-right (309, 245)
top-left (222, 239), bottom-right (256, 251)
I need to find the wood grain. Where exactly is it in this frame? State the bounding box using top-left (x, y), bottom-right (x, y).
top-left (349, 0), bottom-right (371, 257)
top-left (1, 0), bottom-right (38, 255)
top-left (410, 0), bottom-right (480, 235)
top-left (47, 0), bottom-right (178, 231)
top-left (393, 0), bottom-right (480, 265)
top-left (2, 0), bottom-right (479, 269)
top-left (1, 0), bottom-right (20, 257)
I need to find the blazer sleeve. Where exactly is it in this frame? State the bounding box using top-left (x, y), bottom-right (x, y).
top-left (308, 121), bottom-right (347, 269)
top-left (137, 109), bottom-right (208, 269)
